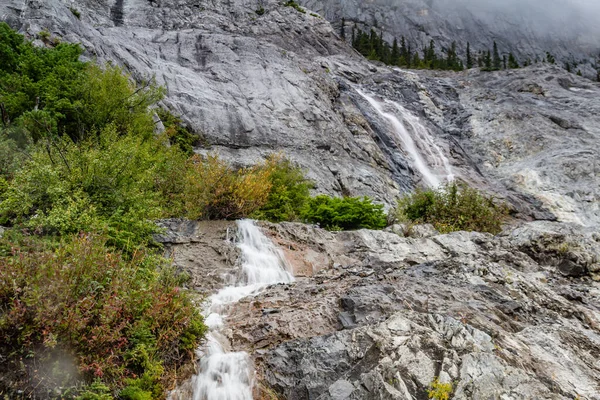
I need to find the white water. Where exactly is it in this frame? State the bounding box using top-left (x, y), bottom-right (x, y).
top-left (190, 220), bottom-right (294, 400)
top-left (357, 89), bottom-right (454, 187)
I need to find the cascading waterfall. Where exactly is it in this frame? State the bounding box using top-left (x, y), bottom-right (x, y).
top-left (190, 220), bottom-right (294, 400)
top-left (356, 89), bottom-right (454, 187)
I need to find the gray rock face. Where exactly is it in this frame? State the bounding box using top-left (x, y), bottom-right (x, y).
top-left (3, 0), bottom-right (599, 228)
top-left (300, 0), bottom-right (600, 77)
top-left (222, 221), bottom-right (600, 399)
top-left (0, 0), bottom-right (404, 205)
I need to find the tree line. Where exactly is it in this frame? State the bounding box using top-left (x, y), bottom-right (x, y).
top-left (340, 18), bottom-right (566, 73)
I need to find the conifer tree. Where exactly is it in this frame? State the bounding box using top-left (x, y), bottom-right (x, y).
top-left (502, 54), bottom-right (507, 70)
top-left (508, 53), bottom-right (520, 69)
top-left (484, 49), bottom-right (492, 70)
top-left (341, 18), bottom-right (346, 40)
top-left (391, 38), bottom-right (400, 65)
top-left (565, 62), bottom-right (572, 73)
top-left (466, 42), bottom-right (473, 69)
top-left (492, 41), bottom-right (501, 70)
top-left (413, 51), bottom-right (422, 68)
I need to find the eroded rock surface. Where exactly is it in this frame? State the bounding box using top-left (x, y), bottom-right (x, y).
top-left (217, 221), bottom-right (600, 399)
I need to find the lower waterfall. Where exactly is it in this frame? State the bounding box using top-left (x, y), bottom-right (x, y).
top-left (189, 220), bottom-right (294, 400)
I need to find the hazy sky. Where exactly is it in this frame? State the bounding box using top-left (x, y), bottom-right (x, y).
top-left (434, 0), bottom-right (600, 35)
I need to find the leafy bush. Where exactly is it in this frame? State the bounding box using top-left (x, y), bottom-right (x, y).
top-left (397, 182), bottom-right (509, 234)
top-left (252, 155), bottom-right (313, 222)
top-left (0, 125), bottom-right (186, 251)
top-left (301, 195), bottom-right (387, 231)
top-left (0, 234), bottom-right (206, 397)
top-left (0, 22), bottom-right (162, 143)
top-left (182, 153), bottom-right (275, 220)
top-left (156, 109), bottom-right (202, 156)
top-left (284, 0), bottom-right (306, 13)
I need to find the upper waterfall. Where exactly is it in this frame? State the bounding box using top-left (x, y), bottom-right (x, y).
top-left (357, 89), bottom-right (454, 187)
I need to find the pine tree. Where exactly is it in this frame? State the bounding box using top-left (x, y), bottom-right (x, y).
top-left (351, 25), bottom-right (356, 47)
top-left (412, 51), bottom-right (422, 68)
top-left (577, 70), bottom-right (582, 76)
top-left (502, 54), bottom-right (507, 70)
top-left (484, 50), bottom-right (492, 71)
top-left (425, 40), bottom-right (436, 68)
top-left (565, 62), bottom-right (572, 73)
top-left (508, 53), bottom-right (520, 69)
top-left (545, 52), bottom-right (555, 64)
top-left (391, 38), bottom-right (400, 65)
top-left (466, 42), bottom-right (473, 69)
top-left (341, 18), bottom-right (346, 40)
top-left (492, 41), bottom-right (501, 70)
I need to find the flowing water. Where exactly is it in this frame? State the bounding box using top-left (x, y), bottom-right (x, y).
top-left (189, 220), bottom-right (294, 400)
top-left (357, 89), bottom-right (454, 187)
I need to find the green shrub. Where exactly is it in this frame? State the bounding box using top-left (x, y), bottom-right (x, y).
top-left (156, 109), bottom-right (203, 156)
top-left (70, 7), bottom-right (81, 19)
top-left (0, 234), bottom-right (206, 397)
top-left (0, 23), bottom-right (162, 143)
top-left (301, 195), bottom-right (387, 231)
top-left (255, 6), bottom-right (266, 15)
top-left (397, 182), bottom-right (508, 234)
top-left (252, 155), bottom-right (313, 222)
top-left (284, 0), bottom-right (306, 13)
top-left (0, 125), bottom-right (186, 250)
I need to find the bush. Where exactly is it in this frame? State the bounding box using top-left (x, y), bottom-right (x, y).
top-left (182, 153), bottom-right (274, 220)
top-left (156, 109), bottom-right (202, 156)
top-left (252, 155), bottom-right (313, 222)
top-left (0, 234), bottom-right (206, 397)
top-left (284, 0), bottom-right (306, 13)
top-left (301, 195), bottom-right (387, 231)
top-left (0, 125), bottom-right (186, 251)
top-left (0, 22), bottom-right (163, 143)
top-left (397, 182), bottom-right (509, 234)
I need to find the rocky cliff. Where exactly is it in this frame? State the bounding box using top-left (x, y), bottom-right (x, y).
top-left (2, 0), bottom-right (599, 225)
top-left (159, 218), bottom-right (600, 399)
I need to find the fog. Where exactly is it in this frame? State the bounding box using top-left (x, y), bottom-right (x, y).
top-left (435, 0), bottom-right (600, 33)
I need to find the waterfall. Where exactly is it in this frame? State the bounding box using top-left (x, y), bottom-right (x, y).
top-left (190, 220), bottom-right (294, 400)
top-left (356, 89), bottom-right (454, 187)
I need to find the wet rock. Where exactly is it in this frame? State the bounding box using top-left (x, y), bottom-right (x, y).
top-left (221, 221), bottom-right (600, 399)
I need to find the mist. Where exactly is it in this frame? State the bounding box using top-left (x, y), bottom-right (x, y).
top-left (435, 0), bottom-right (600, 35)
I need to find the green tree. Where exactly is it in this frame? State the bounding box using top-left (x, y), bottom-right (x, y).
top-left (508, 53), bottom-right (520, 69)
top-left (340, 18), bottom-right (346, 40)
top-left (492, 41), bottom-right (501, 70)
top-left (391, 37), bottom-right (400, 65)
top-left (483, 50), bottom-right (492, 70)
top-left (466, 42), bottom-right (474, 69)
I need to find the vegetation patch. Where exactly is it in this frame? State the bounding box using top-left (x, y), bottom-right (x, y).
top-left (428, 377), bottom-right (453, 400)
top-left (284, 0), bottom-right (306, 14)
top-left (0, 233), bottom-right (204, 398)
top-left (396, 182), bottom-right (509, 234)
top-left (301, 195), bottom-right (387, 231)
